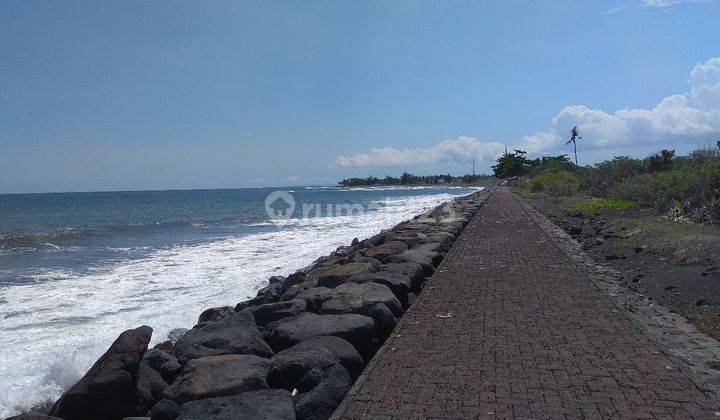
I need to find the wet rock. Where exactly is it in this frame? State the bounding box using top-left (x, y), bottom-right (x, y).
top-left (175, 389), bottom-right (295, 420)
top-left (349, 272), bottom-right (413, 306)
top-left (350, 237), bottom-right (359, 247)
top-left (696, 299), bottom-right (707, 307)
top-left (167, 328), bottom-right (187, 343)
top-left (567, 226), bottom-right (582, 235)
top-left (163, 355), bottom-right (269, 404)
top-left (320, 282), bottom-right (403, 318)
top-left (150, 399), bottom-right (180, 420)
top-left (49, 325), bottom-right (153, 420)
top-left (173, 311), bottom-right (273, 363)
top-left (634, 246), bottom-right (644, 253)
top-left (266, 313), bottom-right (377, 358)
top-left (312, 261), bottom-right (382, 288)
top-left (604, 254), bottom-right (627, 260)
top-left (197, 306), bottom-right (234, 324)
top-left (248, 299), bottom-right (307, 327)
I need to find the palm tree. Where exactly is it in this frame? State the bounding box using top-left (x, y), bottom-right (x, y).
top-left (566, 126), bottom-right (582, 165)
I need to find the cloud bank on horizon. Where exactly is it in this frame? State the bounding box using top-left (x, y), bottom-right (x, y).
top-left (331, 57), bottom-right (720, 170)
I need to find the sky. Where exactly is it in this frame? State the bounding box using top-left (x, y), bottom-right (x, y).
top-left (1, 0), bottom-right (719, 193)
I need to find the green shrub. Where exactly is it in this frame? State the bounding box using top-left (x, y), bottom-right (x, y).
top-left (528, 170), bottom-right (580, 196)
top-left (611, 161), bottom-right (720, 212)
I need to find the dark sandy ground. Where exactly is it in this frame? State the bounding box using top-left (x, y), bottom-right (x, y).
top-left (522, 194), bottom-right (720, 341)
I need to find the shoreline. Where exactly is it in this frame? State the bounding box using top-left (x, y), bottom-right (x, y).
top-left (12, 189), bottom-right (491, 420)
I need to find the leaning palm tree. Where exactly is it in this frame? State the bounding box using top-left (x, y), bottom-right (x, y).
top-left (566, 126), bottom-right (582, 165)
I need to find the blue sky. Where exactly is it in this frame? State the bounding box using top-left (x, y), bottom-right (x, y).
top-left (1, 0), bottom-right (719, 193)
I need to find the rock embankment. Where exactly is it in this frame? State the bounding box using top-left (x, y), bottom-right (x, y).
top-left (11, 190), bottom-right (489, 420)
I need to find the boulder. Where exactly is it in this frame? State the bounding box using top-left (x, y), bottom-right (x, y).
top-left (134, 361), bottom-right (169, 415)
top-left (175, 389), bottom-right (295, 420)
top-left (349, 272), bottom-right (413, 306)
top-left (311, 261), bottom-right (381, 288)
top-left (319, 282), bottom-right (403, 318)
top-left (268, 345), bottom-right (352, 420)
top-left (293, 363), bottom-right (351, 420)
top-left (173, 311), bottom-right (273, 363)
top-left (385, 250), bottom-right (442, 276)
top-left (367, 303), bottom-right (398, 339)
top-left (273, 336), bottom-right (363, 378)
top-left (383, 262), bottom-right (425, 291)
top-left (257, 276), bottom-right (285, 300)
top-left (386, 234), bottom-right (420, 247)
top-left (359, 240), bottom-right (408, 262)
top-left (150, 399), bottom-right (180, 420)
top-left (293, 287), bottom-right (334, 311)
top-left (142, 349), bottom-right (182, 383)
top-left (153, 341), bottom-right (174, 351)
top-left (248, 299), bottom-right (307, 327)
top-left (411, 242), bottom-right (443, 254)
top-left (167, 328), bottom-right (187, 343)
top-left (49, 325), bottom-right (153, 420)
top-left (163, 355), bottom-right (269, 404)
top-left (197, 306), bottom-right (234, 324)
top-left (266, 313), bottom-right (377, 358)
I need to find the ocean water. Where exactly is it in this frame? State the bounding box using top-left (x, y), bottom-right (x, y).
top-left (0, 185), bottom-right (478, 416)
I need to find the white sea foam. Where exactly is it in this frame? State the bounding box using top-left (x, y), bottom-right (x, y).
top-left (0, 191), bottom-right (472, 417)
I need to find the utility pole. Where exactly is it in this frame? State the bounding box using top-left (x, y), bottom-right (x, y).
top-left (472, 160), bottom-right (475, 176)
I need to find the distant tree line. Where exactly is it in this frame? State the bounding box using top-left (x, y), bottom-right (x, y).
top-left (338, 171), bottom-right (494, 187)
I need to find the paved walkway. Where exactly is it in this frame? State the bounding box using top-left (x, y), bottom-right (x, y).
top-left (333, 188), bottom-right (716, 419)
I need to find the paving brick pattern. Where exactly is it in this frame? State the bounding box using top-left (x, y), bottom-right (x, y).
top-left (333, 188), bottom-right (717, 419)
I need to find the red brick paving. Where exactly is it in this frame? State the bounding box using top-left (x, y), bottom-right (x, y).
top-left (333, 188), bottom-right (717, 419)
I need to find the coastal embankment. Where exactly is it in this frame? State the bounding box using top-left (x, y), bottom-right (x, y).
top-left (9, 189), bottom-right (490, 420)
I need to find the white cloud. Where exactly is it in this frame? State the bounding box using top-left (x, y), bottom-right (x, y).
top-left (518, 57), bottom-right (720, 155)
top-left (330, 136), bottom-right (505, 168)
top-left (603, 6), bottom-right (626, 14)
top-left (644, 0), bottom-right (717, 7)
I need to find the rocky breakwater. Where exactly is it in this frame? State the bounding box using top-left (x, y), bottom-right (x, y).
top-left (10, 189), bottom-right (490, 420)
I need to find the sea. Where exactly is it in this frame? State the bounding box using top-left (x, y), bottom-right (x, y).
top-left (0, 185), bottom-right (479, 417)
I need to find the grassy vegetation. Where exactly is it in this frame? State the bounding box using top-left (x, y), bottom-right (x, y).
top-left (565, 198), bottom-right (636, 215)
top-left (504, 145), bottom-right (720, 223)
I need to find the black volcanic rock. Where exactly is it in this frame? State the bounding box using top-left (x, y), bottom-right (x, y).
top-left (49, 325), bottom-right (153, 420)
top-left (266, 313), bottom-right (377, 358)
top-left (349, 272), bottom-right (413, 306)
top-left (197, 306), bottom-right (235, 324)
top-left (319, 282), bottom-right (403, 318)
top-left (173, 311), bottom-right (273, 363)
top-left (247, 299), bottom-right (307, 327)
top-left (175, 389), bottom-right (295, 420)
top-left (163, 354), bottom-right (269, 404)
